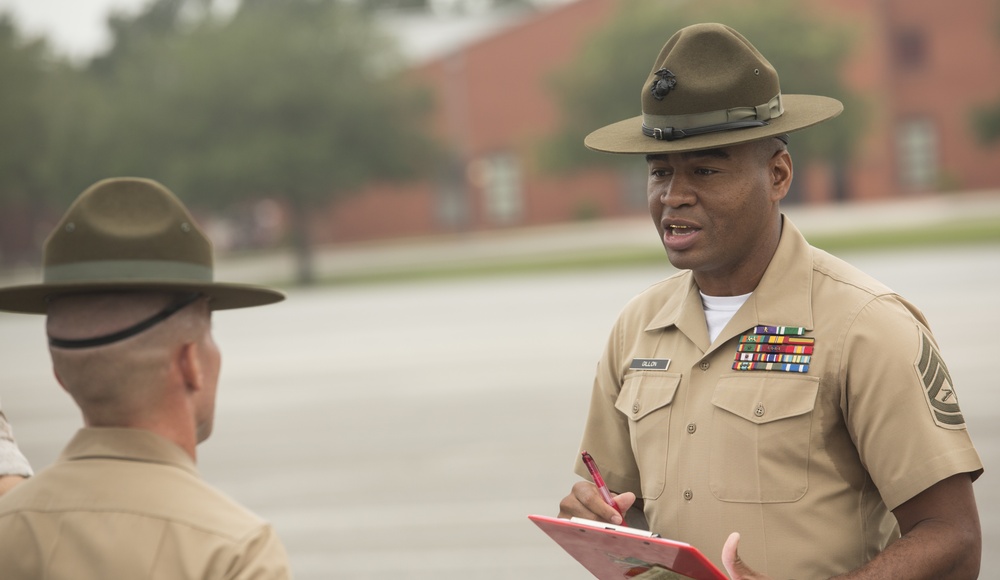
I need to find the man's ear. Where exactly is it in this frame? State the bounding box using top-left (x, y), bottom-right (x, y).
top-left (177, 342), bottom-right (204, 393)
top-left (769, 149), bottom-right (793, 202)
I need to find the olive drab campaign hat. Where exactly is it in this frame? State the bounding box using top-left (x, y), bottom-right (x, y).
top-left (584, 22), bottom-right (844, 154)
top-left (0, 177), bottom-right (285, 314)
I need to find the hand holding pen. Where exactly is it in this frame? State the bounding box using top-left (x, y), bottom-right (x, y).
top-left (581, 451), bottom-right (627, 525)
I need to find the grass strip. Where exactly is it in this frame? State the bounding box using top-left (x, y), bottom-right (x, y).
top-left (310, 216), bottom-right (1000, 287)
top-left (806, 217), bottom-right (1000, 253)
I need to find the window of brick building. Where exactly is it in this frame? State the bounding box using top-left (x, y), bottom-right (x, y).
top-left (894, 28), bottom-right (928, 70)
top-left (896, 117), bottom-right (938, 190)
top-left (435, 159), bottom-right (470, 231)
top-left (473, 152), bottom-right (523, 225)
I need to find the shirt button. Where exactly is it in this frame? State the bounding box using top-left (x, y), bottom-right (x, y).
top-left (632, 401), bottom-right (641, 414)
top-left (686, 423), bottom-right (697, 434)
top-left (699, 361), bottom-right (710, 371)
top-left (683, 489), bottom-right (693, 501)
top-left (755, 402), bottom-right (765, 417)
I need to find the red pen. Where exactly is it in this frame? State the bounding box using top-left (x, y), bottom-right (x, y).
top-left (581, 451), bottom-right (626, 523)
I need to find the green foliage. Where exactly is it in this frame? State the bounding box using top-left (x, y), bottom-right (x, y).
top-left (0, 16), bottom-right (51, 203)
top-left (0, 0), bottom-right (441, 281)
top-left (541, 0), bottom-right (865, 171)
top-left (973, 102), bottom-right (1000, 144)
top-left (83, 0), bottom-right (439, 209)
top-left (31, 66), bottom-right (111, 206)
top-left (971, 6), bottom-right (1000, 144)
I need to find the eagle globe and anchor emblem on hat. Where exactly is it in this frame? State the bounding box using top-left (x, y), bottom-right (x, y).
top-left (649, 68), bottom-right (677, 100)
top-left (584, 22), bottom-right (844, 153)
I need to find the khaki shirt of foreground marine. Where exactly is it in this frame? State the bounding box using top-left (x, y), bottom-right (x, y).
top-left (576, 217), bottom-right (983, 579)
top-left (0, 428), bottom-right (289, 579)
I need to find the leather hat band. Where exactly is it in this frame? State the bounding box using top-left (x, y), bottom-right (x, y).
top-left (641, 93), bottom-right (783, 141)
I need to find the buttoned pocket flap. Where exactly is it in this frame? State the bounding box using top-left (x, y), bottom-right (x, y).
top-left (615, 372), bottom-right (682, 421)
top-left (711, 376), bottom-right (819, 425)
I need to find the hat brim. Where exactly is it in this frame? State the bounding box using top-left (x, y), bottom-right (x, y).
top-left (0, 280), bottom-right (284, 315)
top-left (584, 94), bottom-right (844, 155)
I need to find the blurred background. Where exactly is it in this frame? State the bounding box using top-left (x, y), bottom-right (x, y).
top-left (0, 0), bottom-right (999, 285)
top-left (0, 0), bottom-right (998, 578)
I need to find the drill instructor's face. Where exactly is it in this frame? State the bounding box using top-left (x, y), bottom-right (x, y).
top-left (646, 140), bottom-right (792, 296)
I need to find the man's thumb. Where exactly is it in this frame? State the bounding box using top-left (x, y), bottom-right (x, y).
top-left (722, 532), bottom-right (751, 579)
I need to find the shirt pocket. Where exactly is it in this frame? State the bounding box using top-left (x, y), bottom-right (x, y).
top-left (614, 371), bottom-right (681, 500)
top-left (709, 375), bottom-right (820, 503)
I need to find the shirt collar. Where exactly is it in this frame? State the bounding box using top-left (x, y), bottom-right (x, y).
top-left (60, 427), bottom-right (199, 476)
top-left (747, 215), bottom-right (815, 329)
top-left (644, 215), bottom-right (815, 339)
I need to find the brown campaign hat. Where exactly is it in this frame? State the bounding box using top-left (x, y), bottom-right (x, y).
top-left (584, 22), bottom-right (844, 154)
top-left (0, 177), bottom-right (284, 314)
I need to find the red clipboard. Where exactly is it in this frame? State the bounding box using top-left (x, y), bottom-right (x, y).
top-left (529, 514), bottom-right (727, 580)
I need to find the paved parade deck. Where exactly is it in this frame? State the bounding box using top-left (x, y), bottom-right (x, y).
top-left (2, 194), bottom-right (998, 578)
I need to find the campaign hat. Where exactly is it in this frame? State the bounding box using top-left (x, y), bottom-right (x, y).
top-left (0, 177), bottom-right (284, 314)
top-left (584, 22), bottom-right (843, 154)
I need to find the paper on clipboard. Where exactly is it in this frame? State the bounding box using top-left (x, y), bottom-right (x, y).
top-left (529, 514), bottom-right (727, 580)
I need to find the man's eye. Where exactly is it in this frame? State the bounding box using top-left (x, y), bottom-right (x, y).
top-left (695, 168), bottom-right (717, 175)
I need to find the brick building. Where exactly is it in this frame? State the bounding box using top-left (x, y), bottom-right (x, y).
top-left (314, 0), bottom-right (1000, 245)
top-left (821, 0), bottom-right (1000, 201)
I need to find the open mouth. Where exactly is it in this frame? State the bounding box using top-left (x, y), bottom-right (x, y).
top-left (666, 224), bottom-right (697, 236)
top-left (661, 220), bottom-right (701, 251)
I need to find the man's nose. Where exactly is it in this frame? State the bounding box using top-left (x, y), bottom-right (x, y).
top-left (658, 175), bottom-right (696, 208)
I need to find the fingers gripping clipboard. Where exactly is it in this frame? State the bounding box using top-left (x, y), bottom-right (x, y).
top-left (529, 515), bottom-right (727, 580)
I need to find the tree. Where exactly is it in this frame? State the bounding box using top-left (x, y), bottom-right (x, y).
top-left (974, 106), bottom-right (1000, 143)
top-left (972, 10), bottom-right (1000, 144)
top-left (542, 0), bottom-right (865, 200)
top-left (0, 16), bottom-right (58, 264)
top-left (0, 17), bottom-right (48, 202)
top-left (85, 0), bottom-right (440, 284)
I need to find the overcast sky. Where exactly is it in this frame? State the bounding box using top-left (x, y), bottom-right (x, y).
top-left (0, 0), bottom-right (156, 59)
top-left (0, 0), bottom-right (574, 62)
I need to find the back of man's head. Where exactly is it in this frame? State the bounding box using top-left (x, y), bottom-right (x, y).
top-left (46, 292), bottom-right (211, 427)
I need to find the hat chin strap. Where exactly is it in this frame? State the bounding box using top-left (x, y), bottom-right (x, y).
top-left (642, 93), bottom-right (783, 141)
top-left (48, 292), bottom-right (201, 350)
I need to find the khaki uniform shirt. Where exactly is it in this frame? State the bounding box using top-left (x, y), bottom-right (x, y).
top-left (575, 217), bottom-right (983, 580)
top-left (0, 427), bottom-right (291, 579)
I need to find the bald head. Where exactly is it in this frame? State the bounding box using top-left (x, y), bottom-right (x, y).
top-left (47, 292), bottom-right (212, 427)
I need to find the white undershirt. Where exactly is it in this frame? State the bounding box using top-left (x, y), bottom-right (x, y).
top-left (701, 291), bottom-right (752, 343)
